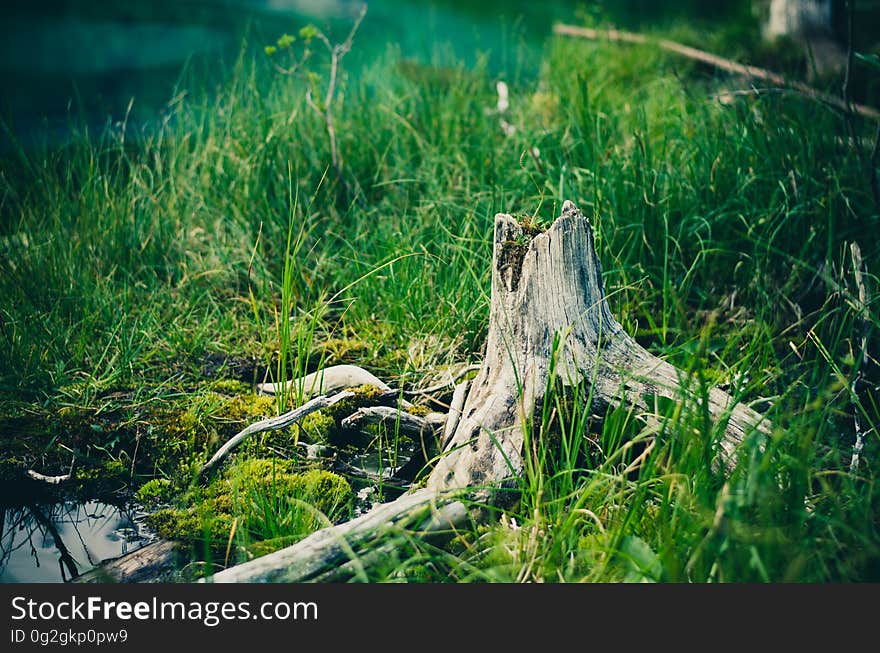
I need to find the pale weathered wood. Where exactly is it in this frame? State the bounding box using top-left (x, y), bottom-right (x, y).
top-left (198, 391), bottom-right (354, 479)
top-left (74, 540), bottom-right (182, 583)
top-left (441, 379), bottom-right (470, 449)
top-left (207, 201), bottom-right (771, 582)
top-left (340, 405), bottom-right (446, 438)
top-left (26, 457), bottom-right (75, 485)
top-left (209, 488), bottom-right (468, 582)
top-left (26, 469), bottom-right (71, 484)
top-left (257, 364), bottom-right (390, 397)
top-left (849, 241), bottom-right (870, 473)
top-left (428, 201), bottom-right (768, 499)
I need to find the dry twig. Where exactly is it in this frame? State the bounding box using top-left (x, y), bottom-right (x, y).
top-left (553, 23), bottom-right (880, 122)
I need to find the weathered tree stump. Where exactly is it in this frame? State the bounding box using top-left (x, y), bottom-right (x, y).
top-left (209, 200), bottom-right (770, 582)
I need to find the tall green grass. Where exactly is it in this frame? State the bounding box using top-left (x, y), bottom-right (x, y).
top-left (1, 21), bottom-right (878, 581)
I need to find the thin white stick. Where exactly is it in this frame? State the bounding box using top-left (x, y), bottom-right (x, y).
top-left (849, 242), bottom-right (870, 473)
top-left (26, 456), bottom-right (75, 485)
top-left (26, 469), bottom-right (71, 484)
top-left (199, 391), bottom-right (354, 478)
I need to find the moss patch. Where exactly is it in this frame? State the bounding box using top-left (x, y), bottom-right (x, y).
top-left (406, 404), bottom-right (431, 417)
top-left (135, 478), bottom-right (174, 509)
top-left (144, 457), bottom-right (353, 563)
top-left (72, 459), bottom-right (129, 495)
top-left (0, 409), bottom-right (138, 497)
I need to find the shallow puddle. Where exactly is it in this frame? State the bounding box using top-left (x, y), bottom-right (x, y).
top-left (0, 500), bottom-right (155, 583)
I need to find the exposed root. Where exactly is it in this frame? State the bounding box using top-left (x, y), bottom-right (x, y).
top-left (441, 379), bottom-right (470, 449)
top-left (341, 405), bottom-right (446, 438)
top-left (198, 390), bottom-right (354, 479)
top-left (257, 364), bottom-right (390, 397)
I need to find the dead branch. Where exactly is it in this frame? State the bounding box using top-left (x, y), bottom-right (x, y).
top-left (209, 488), bottom-right (469, 582)
top-left (340, 405), bottom-right (446, 438)
top-left (553, 23), bottom-right (880, 122)
top-left (849, 242), bottom-right (871, 473)
top-left (74, 540), bottom-right (182, 584)
top-left (26, 469), bottom-right (71, 485)
top-left (198, 390), bottom-right (354, 479)
top-left (26, 457), bottom-right (75, 485)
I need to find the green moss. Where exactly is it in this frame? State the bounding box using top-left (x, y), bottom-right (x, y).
top-left (214, 394), bottom-right (276, 424)
top-left (73, 459), bottom-right (128, 495)
top-left (151, 408), bottom-right (216, 468)
top-left (204, 379), bottom-right (253, 395)
top-left (289, 468), bottom-right (353, 518)
top-left (226, 457), bottom-right (298, 494)
top-left (147, 391), bottom-right (283, 478)
top-left (224, 459), bottom-right (352, 523)
top-left (240, 535), bottom-right (301, 559)
top-left (406, 404), bottom-right (431, 417)
top-left (144, 457), bottom-right (353, 561)
top-left (147, 506), bottom-right (236, 547)
top-left (239, 408), bottom-right (335, 458)
top-left (297, 410), bottom-right (336, 443)
top-left (313, 336), bottom-right (371, 363)
top-left (135, 478), bottom-right (174, 509)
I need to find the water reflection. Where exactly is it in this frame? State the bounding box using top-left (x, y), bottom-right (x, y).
top-left (0, 501), bottom-right (154, 583)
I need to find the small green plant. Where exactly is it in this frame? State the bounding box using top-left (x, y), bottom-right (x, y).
top-left (264, 5), bottom-right (367, 201)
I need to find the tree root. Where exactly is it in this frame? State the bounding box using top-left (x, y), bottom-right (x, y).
top-left (256, 364), bottom-right (389, 397)
top-left (198, 390), bottom-right (354, 479)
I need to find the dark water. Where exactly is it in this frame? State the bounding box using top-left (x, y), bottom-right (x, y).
top-left (0, 0), bottom-right (578, 149)
top-left (0, 0), bottom-right (752, 150)
top-left (0, 501), bottom-right (154, 583)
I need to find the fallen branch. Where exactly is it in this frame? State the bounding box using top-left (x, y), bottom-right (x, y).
top-left (26, 457), bottom-right (75, 485)
top-left (198, 391), bottom-right (354, 479)
top-left (342, 405), bottom-right (446, 476)
top-left (553, 23), bottom-right (880, 122)
top-left (74, 540), bottom-right (182, 584)
top-left (209, 488), bottom-right (469, 582)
